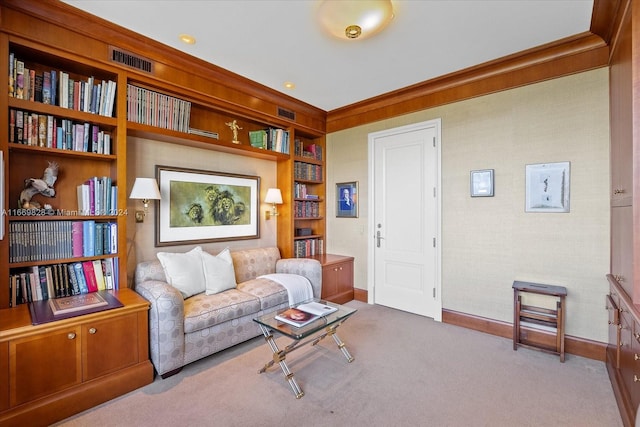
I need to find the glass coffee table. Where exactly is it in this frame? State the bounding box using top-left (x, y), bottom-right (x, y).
top-left (253, 299), bottom-right (357, 399)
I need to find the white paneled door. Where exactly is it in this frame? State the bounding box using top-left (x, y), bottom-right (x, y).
top-left (368, 120), bottom-right (441, 320)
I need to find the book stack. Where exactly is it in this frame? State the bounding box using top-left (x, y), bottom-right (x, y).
top-left (9, 108), bottom-right (112, 154)
top-left (294, 161), bottom-right (322, 181)
top-left (8, 220), bottom-right (117, 263)
top-left (9, 52), bottom-right (117, 117)
top-left (294, 139), bottom-right (323, 161)
top-left (248, 128), bottom-right (290, 153)
top-left (76, 176), bottom-right (118, 216)
top-left (294, 200), bottom-right (320, 218)
top-left (294, 238), bottom-right (323, 258)
top-left (8, 257), bottom-right (119, 307)
top-left (126, 84), bottom-right (191, 133)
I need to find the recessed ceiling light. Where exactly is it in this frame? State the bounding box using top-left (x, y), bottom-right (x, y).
top-left (178, 33), bottom-right (196, 45)
top-left (284, 82), bottom-right (296, 90)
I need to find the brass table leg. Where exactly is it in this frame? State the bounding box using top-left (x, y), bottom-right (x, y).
top-left (258, 324), bottom-right (304, 399)
top-left (327, 325), bottom-right (354, 363)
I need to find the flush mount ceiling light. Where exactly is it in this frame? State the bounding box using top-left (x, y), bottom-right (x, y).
top-left (317, 0), bottom-right (394, 40)
top-left (178, 33), bottom-right (196, 45)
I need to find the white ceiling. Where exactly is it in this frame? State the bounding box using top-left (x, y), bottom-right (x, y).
top-left (61, 0), bottom-right (594, 112)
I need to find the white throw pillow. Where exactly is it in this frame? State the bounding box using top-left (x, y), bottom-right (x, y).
top-left (202, 247), bottom-right (237, 295)
top-left (157, 246), bottom-right (206, 298)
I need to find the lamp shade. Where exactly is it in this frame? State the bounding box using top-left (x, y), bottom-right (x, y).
top-left (317, 0), bottom-right (394, 40)
top-left (264, 188), bottom-right (283, 204)
top-left (129, 178), bottom-right (161, 200)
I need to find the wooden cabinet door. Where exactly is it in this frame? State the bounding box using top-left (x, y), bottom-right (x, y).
top-left (620, 309), bottom-right (637, 399)
top-left (0, 342), bottom-right (8, 412)
top-left (606, 293), bottom-right (621, 369)
top-left (611, 206), bottom-right (634, 296)
top-left (321, 258), bottom-right (354, 304)
top-left (321, 264), bottom-right (339, 300)
top-left (9, 327), bottom-right (82, 407)
top-left (83, 313), bottom-right (139, 380)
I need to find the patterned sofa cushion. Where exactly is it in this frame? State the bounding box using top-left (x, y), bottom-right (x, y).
top-left (183, 289), bottom-right (260, 334)
top-left (231, 247), bottom-right (281, 282)
top-left (237, 277), bottom-right (288, 310)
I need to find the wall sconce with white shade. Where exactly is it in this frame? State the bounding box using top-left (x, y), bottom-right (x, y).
top-left (129, 177), bottom-right (161, 223)
top-left (317, 0), bottom-right (394, 40)
top-left (264, 188), bottom-right (283, 220)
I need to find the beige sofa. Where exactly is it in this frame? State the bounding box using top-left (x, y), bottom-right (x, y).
top-left (134, 246), bottom-right (322, 378)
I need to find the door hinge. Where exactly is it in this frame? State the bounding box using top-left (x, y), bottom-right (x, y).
top-left (433, 137), bottom-right (436, 147)
top-left (433, 237), bottom-right (436, 247)
top-left (433, 288), bottom-right (436, 298)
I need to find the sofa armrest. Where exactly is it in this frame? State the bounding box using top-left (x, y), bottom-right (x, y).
top-left (276, 258), bottom-right (322, 298)
top-left (135, 280), bottom-right (185, 377)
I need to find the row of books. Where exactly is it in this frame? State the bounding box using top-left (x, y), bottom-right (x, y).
top-left (8, 52), bottom-right (117, 117)
top-left (294, 201), bottom-right (321, 219)
top-left (294, 238), bottom-right (324, 258)
top-left (77, 176), bottom-right (118, 216)
top-left (8, 258), bottom-right (119, 307)
top-left (294, 161), bottom-right (323, 181)
top-left (294, 183), bottom-right (320, 200)
top-left (9, 220), bottom-right (117, 263)
top-left (126, 84), bottom-right (191, 133)
top-left (9, 108), bottom-right (112, 154)
top-left (248, 128), bottom-right (290, 154)
top-left (294, 140), bottom-right (323, 161)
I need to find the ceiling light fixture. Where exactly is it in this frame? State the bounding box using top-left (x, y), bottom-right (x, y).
top-left (284, 81), bottom-right (296, 90)
top-left (178, 33), bottom-right (196, 45)
top-left (317, 0), bottom-right (394, 40)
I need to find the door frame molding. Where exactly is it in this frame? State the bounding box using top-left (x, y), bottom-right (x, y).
top-left (367, 118), bottom-right (442, 321)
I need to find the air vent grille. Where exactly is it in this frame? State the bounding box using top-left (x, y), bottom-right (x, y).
top-left (109, 46), bottom-right (153, 73)
top-left (277, 107), bottom-right (296, 121)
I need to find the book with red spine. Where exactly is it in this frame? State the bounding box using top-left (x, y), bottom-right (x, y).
top-left (81, 260), bottom-right (98, 292)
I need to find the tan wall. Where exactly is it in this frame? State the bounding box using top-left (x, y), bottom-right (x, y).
top-left (126, 138), bottom-right (278, 283)
top-left (326, 68), bottom-right (610, 342)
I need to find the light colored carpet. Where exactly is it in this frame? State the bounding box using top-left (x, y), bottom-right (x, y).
top-left (55, 301), bottom-right (622, 427)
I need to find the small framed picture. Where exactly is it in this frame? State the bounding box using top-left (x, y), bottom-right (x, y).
top-left (336, 181), bottom-right (358, 218)
top-left (525, 162), bottom-right (570, 213)
top-left (470, 169), bottom-right (494, 197)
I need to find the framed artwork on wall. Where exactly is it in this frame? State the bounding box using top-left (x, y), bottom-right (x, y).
top-left (155, 165), bottom-right (260, 246)
top-left (470, 169), bottom-right (494, 197)
top-left (525, 161), bottom-right (570, 213)
top-left (336, 181), bottom-right (358, 218)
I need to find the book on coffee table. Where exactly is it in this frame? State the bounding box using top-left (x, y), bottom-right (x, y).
top-left (275, 302), bottom-right (338, 327)
top-left (296, 301), bottom-right (338, 316)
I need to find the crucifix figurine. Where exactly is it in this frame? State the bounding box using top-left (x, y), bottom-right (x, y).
top-left (225, 119), bottom-right (243, 144)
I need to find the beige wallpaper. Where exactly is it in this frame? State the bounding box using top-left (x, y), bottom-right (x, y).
top-left (326, 68), bottom-right (610, 342)
top-left (126, 138), bottom-right (278, 283)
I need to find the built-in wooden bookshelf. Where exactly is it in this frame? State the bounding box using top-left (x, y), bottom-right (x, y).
top-left (0, 2), bottom-right (327, 422)
top-left (3, 39), bottom-right (126, 310)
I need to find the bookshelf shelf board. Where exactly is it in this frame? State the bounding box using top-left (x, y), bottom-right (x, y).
top-left (127, 124), bottom-right (290, 161)
top-left (9, 254), bottom-right (118, 269)
top-left (8, 143), bottom-right (116, 161)
top-left (293, 156), bottom-right (323, 166)
top-left (294, 234), bottom-right (322, 240)
top-left (8, 98), bottom-right (118, 128)
top-left (294, 178), bottom-right (323, 185)
top-left (9, 215), bottom-right (120, 221)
